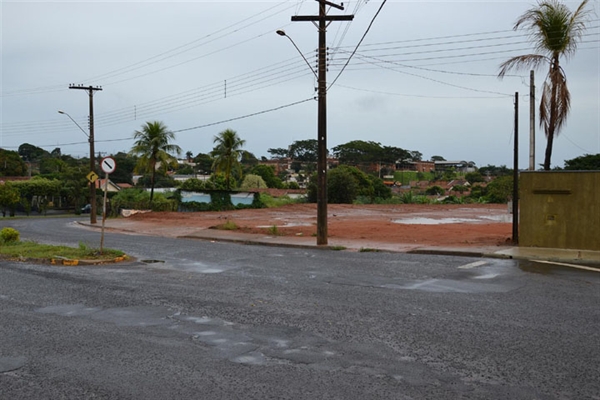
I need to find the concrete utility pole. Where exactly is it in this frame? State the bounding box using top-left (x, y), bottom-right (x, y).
top-left (529, 70), bottom-right (535, 171)
top-left (290, 0), bottom-right (353, 245)
top-left (69, 84), bottom-right (102, 224)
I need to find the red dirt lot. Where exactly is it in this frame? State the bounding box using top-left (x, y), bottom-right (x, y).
top-left (127, 203), bottom-right (513, 247)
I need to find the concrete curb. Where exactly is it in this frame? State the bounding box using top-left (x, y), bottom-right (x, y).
top-left (77, 220), bottom-right (600, 271)
top-left (50, 256), bottom-right (129, 266)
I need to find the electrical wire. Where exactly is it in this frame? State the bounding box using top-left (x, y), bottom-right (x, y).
top-left (328, 0), bottom-right (387, 91)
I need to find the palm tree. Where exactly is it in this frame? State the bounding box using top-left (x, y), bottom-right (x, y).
top-left (210, 129), bottom-right (246, 190)
top-left (130, 121), bottom-right (181, 202)
top-left (498, 0), bottom-right (590, 170)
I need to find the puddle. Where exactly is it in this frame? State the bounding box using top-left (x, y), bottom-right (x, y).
top-left (393, 215), bottom-right (512, 225)
top-left (518, 260), bottom-right (600, 275)
top-left (0, 356), bottom-right (26, 373)
top-left (393, 218), bottom-right (480, 225)
top-left (256, 222), bottom-right (311, 228)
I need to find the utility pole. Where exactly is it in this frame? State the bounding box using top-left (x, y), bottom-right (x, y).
top-left (290, 0), bottom-right (353, 245)
top-left (513, 92), bottom-right (519, 245)
top-left (69, 84), bottom-right (102, 224)
top-left (529, 70), bottom-right (535, 171)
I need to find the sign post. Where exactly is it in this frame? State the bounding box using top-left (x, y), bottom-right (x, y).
top-left (99, 157), bottom-right (116, 253)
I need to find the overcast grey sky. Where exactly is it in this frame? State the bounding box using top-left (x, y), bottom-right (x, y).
top-left (1, 0), bottom-right (599, 169)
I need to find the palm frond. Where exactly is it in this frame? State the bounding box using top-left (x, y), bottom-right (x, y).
top-left (498, 54), bottom-right (548, 77)
top-left (539, 66), bottom-right (570, 137)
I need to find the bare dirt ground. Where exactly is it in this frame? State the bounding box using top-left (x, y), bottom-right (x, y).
top-left (125, 203), bottom-right (513, 248)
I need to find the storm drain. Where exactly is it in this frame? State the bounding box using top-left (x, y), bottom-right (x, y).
top-left (140, 259), bottom-right (165, 264)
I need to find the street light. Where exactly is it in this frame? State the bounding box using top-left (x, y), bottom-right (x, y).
top-left (58, 110), bottom-right (88, 138)
top-left (276, 30), bottom-right (318, 79)
top-left (58, 110), bottom-right (97, 224)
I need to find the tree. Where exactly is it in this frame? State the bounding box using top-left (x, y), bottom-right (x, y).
top-left (431, 155), bottom-right (446, 162)
top-left (240, 150), bottom-right (259, 171)
top-left (210, 129), bottom-right (245, 190)
top-left (564, 153), bottom-right (600, 170)
top-left (267, 147), bottom-right (288, 159)
top-left (193, 153), bottom-right (214, 174)
top-left (289, 139), bottom-right (318, 163)
top-left (251, 164), bottom-right (283, 188)
top-left (0, 183), bottom-right (20, 217)
top-left (486, 176), bottom-right (514, 203)
top-left (465, 171), bottom-right (485, 184)
top-left (240, 174), bottom-right (268, 190)
top-left (498, 0), bottom-right (591, 170)
top-left (110, 152), bottom-right (137, 185)
top-left (130, 121), bottom-right (181, 202)
top-left (18, 143), bottom-right (49, 162)
top-left (0, 149), bottom-right (27, 176)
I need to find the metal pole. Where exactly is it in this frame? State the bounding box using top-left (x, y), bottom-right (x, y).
top-left (100, 172), bottom-right (109, 253)
top-left (529, 71), bottom-right (535, 170)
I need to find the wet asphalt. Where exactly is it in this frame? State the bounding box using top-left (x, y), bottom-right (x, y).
top-left (1, 217), bottom-right (599, 399)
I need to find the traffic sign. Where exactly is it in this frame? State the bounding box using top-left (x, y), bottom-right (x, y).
top-left (100, 156), bottom-right (117, 174)
top-left (86, 171), bottom-right (99, 183)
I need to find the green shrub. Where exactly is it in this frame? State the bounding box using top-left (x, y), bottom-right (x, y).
top-left (0, 227), bottom-right (20, 243)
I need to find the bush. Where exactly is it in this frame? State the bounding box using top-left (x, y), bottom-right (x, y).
top-left (0, 227), bottom-right (20, 243)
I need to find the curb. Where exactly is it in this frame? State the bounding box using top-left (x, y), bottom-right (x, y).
top-left (50, 256), bottom-right (129, 266)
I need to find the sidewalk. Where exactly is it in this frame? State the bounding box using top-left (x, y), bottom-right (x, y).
top-left (83, 219), bottom-right (600, 270)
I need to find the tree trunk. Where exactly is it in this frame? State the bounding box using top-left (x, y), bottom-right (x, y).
top-left (150, 161), bottom-right (156, 203)
top-left (544, 56), bottom-right (560, 171)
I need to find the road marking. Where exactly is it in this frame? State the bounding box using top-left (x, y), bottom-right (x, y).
top-left (458, 260), bottom-right (488, 269)
top-left (533, 260), bottom-right (600, 273)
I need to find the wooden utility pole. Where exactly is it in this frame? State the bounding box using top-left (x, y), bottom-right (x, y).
top-left (529, 70), bottom-right (535, 171)
top-left (513, 92), bottom-right (519, 245)
top-left (290, 0), bottom-right (353, 245)
top-left (69, 84), bottom-right (102, 224)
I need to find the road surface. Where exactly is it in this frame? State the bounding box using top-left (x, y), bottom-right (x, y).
top-left (1, 217), bottom-right (598, 399)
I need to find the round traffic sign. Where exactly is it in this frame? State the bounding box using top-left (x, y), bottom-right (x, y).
top-left (100, 156), bottom-right (117, 174)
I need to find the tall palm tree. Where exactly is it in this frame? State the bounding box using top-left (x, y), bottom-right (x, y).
top-left (210, 129), bottom-right (246, 190)
top-left (498, 0), bottom-right (590, 170)
top-left (130, 121), bottom-right (181, 202)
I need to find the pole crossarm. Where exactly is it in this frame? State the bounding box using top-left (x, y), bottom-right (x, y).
top-left (292, 15), bottom-right (354, 22)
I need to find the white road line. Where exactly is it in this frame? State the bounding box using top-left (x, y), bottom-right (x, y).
top-left (533, 260), bottom-right (600, 273)
top-left (457, 260), bottom-right (488, 269)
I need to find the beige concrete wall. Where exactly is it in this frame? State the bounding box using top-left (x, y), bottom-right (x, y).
top-left (520, 171), bottom-right (600, 251)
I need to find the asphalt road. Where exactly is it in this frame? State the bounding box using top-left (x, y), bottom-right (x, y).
top-left (1, 217), bottom-right (599, 399)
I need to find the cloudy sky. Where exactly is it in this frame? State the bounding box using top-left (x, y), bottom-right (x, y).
top-left (2, 0), bottom-right (599, 169)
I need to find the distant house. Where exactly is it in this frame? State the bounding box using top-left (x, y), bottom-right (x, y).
top-left (95, 179), bottom-right (121, 192)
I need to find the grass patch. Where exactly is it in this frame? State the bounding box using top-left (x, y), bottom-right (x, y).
top-left (267, 225), bottom-right (280, 236)
top-left (259, 193), bottom-right (304, 208)
top-left (211, 220), bottom-right (239, 230)
top-left (329, 245), bottom-right (346, 251)
top-left (0, 240), bottom-right (126, 261)
top-left (359, 247), bottom-right (381, 252)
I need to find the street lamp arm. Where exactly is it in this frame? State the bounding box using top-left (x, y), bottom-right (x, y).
top-left (276, 30), bottom-right (318, 80)
top-left (58, 110), bottom-right (89, 139)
